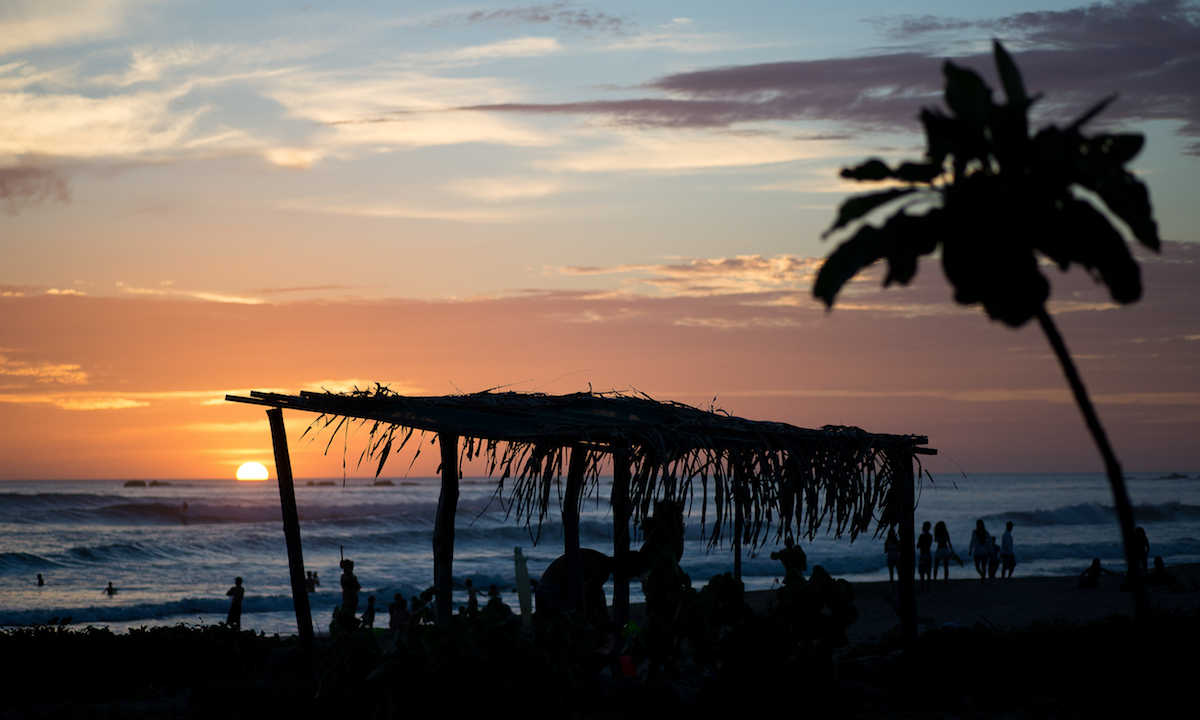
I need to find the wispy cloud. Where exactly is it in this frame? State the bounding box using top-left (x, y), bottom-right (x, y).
top-left (447, 1), bottom-right (631, 35)
top-left (560, 254), bottom-right (822, 297)
top-left (0, 0), bottom-right (147, 56)
top-left (447, 175), bottom-right (565, 202)
top-left (428, 36), bottom-right (563, 64)
top-left (0, 355), bottom-right (88, 384)
top-left (117, 284), bottom-right (265, 305)
top-left (0, 165), bottom-right (70, 215)
top-left (275, 197), bottom-right (537, 223)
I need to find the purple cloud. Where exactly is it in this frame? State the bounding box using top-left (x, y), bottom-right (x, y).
top-left (468, 0), bottom-right (1200, 152)
top-left (0, 167), bottom-right (70, 216)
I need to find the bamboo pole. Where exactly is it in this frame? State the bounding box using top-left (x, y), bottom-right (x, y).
top-left (563, 445), bottom-right (586, 612)
top-left (266, 408), bottom-right (315, 685)
top-left (433, 432), bottom-right (459, 624)
top-left (611, 447), bottom-right (632, 626)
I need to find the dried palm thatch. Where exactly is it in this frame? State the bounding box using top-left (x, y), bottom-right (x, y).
top-left (226, 387), bottom-right (932, 550)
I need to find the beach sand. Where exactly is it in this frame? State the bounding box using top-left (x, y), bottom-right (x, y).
top-left (623, 563), bottom-right (1200, 648)
top-left (798, 563), bottom-right (1200, 647)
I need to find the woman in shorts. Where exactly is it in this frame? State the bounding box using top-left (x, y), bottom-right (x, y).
top-left (933, 521), bottom-right (953, 584)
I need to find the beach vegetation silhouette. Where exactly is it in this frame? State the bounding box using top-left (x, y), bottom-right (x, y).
top-left (814, 40), bottom-right (1160, 620)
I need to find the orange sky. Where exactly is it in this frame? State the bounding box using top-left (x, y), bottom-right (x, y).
top-left (3, 246), bottom-right (1197, 479)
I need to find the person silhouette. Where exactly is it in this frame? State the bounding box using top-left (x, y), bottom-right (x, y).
top-left (1000, 521), bottom-right (1016, 578)
top-left (884, 529), bottom-right (901, 584)
top-left (305, 571), bottom-right (316, 593)
top-left (340, 560), bottom-right (361, 621)
top-left (226, 577), bottom-right (244, 630)
top-left (104, 581), bottom-right (116, 596)
top-left (1134, 527), bottom-right (1150, 575)
top-left (933, 521), bottom-right (954, 583)
top-left (968, 520), bottom-right (990, 583)
top-left (1078, 559), bottom-right (1118, 589)
top-left (37, 573), bottom-right (44, 587)
top-left (465, 578), bottom-right (480, 614)
top-left (388, 594), bottom-right (410, 629)
top-left (362, 595), bottom-right (377, 629)
top-left (917, 522), bottom-right (933, 590)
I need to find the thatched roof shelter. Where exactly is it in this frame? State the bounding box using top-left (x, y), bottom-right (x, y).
top-left (226, 386), bottom-right (933, 647)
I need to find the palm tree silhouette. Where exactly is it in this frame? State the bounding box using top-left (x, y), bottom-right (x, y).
top-left (814, 41), bottom-right (1158, 619)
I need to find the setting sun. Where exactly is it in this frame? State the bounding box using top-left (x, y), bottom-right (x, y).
top-left (236, 462), bottom-right (269, 481)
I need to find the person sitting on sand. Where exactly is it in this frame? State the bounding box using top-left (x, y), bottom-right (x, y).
top-left (968, 520), bottom-right (990, 584)
top-left (1146, 556), bottom-right (1180, 591)
top-left (104, 581), bottom-right (117, 596)
top-left (1000, 522), bottom-right (1016, 578)
top-left (226, 577), bottom-right (244, 630)
top-left (917, 522), bottom-right (933, 590)
top-left (362, 595), bottom-right (377, 629)
top-left (770, 537), bottom-right (808, 582)
top-left (933, 521), bottom-right (953, 583)
top-left (884, 529), bottom-right (901, 584)
top-left (1078, 558), bottom-right (1119, 589)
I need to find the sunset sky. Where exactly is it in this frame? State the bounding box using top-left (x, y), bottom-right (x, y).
top-left (3, 0), bottom-right (1198, 480)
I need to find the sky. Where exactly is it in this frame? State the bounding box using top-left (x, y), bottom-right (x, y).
top-left (2, 0), bottom-right (1198, 480)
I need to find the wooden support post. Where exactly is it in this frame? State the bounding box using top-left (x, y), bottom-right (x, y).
top-left (896, 449), bottom-right (918, 650)
top-left (266, 408), bottom-right (316, 686)
top-left (563, 445), bottom-right (587, 612)
top-left (733, 462), bottom-right (743, 582)
top-left (433, 432), bottom-right (459, 624)
top-left (611, 447), bottom-right (632, 626)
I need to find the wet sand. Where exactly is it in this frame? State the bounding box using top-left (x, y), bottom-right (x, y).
top-left (782, 563), bottom-right (1200, 647)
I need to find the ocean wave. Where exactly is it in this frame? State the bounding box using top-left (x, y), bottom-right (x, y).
top-left (982, 501), bottom-right (1200, 527)
top-left (0, 552), bottom-right (61, 574)
top-left (0, 594), bottom-right (299, 628)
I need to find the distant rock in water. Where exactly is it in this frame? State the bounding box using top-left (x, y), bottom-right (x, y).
top-left (149, 481), bottom-right (171, 486)
top-left (1160, 472), bottom-right (1190, 480)
top-left (373, 480), bottom-right (395, 486)
top-left (123, 480), bottom-right (146, 487)
top-left (316, 481), bottom-right (336, 486)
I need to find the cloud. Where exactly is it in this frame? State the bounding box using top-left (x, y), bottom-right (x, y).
top-left (451, 1), bottom-right (630, 35)
top-left (560, 254), bottom-right (823, 297)
top-left (274, 197), bottom-right (537, 223)
top-left (447, 175), bottom-right (565, 202)
top-left (0, 355), bottom-right (88, 384)
top-left (0, 0), bottom-right (146, 56)
top-left (432, 36), bottom-right (563, 64)
top-left (542, 129), bottom-right (848, 172)
top-left (0, 165), bottom-right (69, 215)
top-left (117, 284), bottom-right (265, 305)
top-left (469, 1), bottom-right (1200, 150)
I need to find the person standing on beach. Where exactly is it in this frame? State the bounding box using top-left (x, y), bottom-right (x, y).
top-left (226, 577), bottom-right (244, 630)
top-left (341, 559), bottom-right (361, 620)
top-left (465, 578), bottom-right (480, 614)
top-left (1134, 527), bottom-right (1150, 575)
top-left (1000, 522), bottom-right (1016, 578)
top-left (968, 520), bottom-right (990, 584)
top-left (884, 529), bottom-right (901, 584)
top-left (933, 522), bottom-right (953, 583)
top-left (917, 522), bottom-right (933, 590)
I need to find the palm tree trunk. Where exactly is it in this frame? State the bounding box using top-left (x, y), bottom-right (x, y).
top-left (1035, 307), bottom-right (1152, 621)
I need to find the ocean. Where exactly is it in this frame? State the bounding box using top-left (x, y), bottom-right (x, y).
top-left (2, 472), bottom-right (1198, 635)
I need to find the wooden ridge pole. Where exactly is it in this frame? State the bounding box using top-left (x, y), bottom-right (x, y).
top-left (433, 432), bottom-right (459, 624)
top-left (266, 408), bottom-right (316, 685)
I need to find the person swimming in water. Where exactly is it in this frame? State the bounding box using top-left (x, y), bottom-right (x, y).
top-left (104, 582), bottom-right (117, 596)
